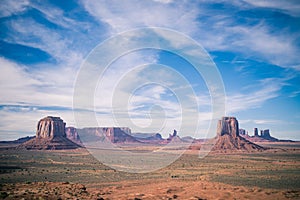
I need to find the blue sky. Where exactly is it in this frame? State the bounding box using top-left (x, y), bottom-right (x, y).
top-left (0, 0), bottom-right (299, 140)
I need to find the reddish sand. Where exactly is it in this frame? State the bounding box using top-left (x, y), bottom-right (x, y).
top-left (1, 179), bottom-right (299, 200)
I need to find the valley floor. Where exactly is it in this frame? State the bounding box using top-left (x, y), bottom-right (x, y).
top-left (0, 142), bottom-right (299, 199)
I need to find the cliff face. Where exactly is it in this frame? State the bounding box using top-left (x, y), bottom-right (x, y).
top-left (254, 128), bottom-right (259, 136)
top-left (36, 116), bottom-right (66, 139)
top-left (217, 117), bottom-right (239, 138)
top-left (18, 116), bottom-right (80, 150)
top-left (103, 127), bottom-right (137, 143)
top-left (261, 129), bottom-right (271, 138)
top-left (213, 117), bottom-right (265, 152)
top-left (65, 127), bottom-right (81, 144)
top-left (77, 127), bottom-right (139, 144)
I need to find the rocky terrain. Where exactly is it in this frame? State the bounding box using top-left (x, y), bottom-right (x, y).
top-left (240, 128), bottom-right (294, 143)
top-left (18, 116), bottom-right (81, 150)
top-left (211, 117), bottom-right (265, 152)
top-left (0, 145), bottom-right (299, 199)
top-left (2, 179), bottom-right (299, 200)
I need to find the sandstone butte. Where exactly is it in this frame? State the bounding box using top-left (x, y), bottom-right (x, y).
top-left (18, 116), bottom-right (81, 150)
top-left (212, 116), bottom-right (265, 152)
top-left (18, 116), bottom-right (266, 152)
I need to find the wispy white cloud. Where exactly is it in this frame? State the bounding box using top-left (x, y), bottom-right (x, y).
top-left (0, 0), bottom-right (29, 18)
top-left (0, 56), bottom-right (78, 139)
top-left (1, 0), bottom-right (299, 140)
top-left (6, 17), bottom-right (84, 66)
top-left (0, 57), bottom-right (75, 107)
top-left (242, 0), bottom-right (300, 17)
top-left (253, 119), bottom-right (283, 125)
top-left (239, 119), bottom-right (285, 125)
top-left (81, 0), bottom-right (199, 35)
top-left (289, 90), bottom-right (300, 98)
top-left (229, 23), bottom-right (299, 68)
top-left (29, 2), bottom-right (80, 29)
top-left (195, 16), bottom-right (300, 70)
top-left (226, 78), bottom-right (284, 113)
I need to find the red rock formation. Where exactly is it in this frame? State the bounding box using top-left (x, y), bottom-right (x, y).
top-left (167, 130), bottom-right (183, 143)
top-left (77, 127), bottom-right (139, 144)
top-left (254, 128), bottom-right (259, 136)
top-left (217, 117), bottom-right (239, 138)
top-left (239, 129), bottom-right (246, 135)
top-left (65, 127), bottom-right (82, 145)
top-left (36, 116), bottom-right (66, 139)
top-left (18, 116), bottom-right (81, 150)
top-left (212, 117), bottom-right (265, 152)
top-left (240, 129), bottom-right (280, 142)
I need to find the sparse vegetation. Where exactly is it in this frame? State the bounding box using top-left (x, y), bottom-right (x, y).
top-left (0, 143), bottom-right (299, 199)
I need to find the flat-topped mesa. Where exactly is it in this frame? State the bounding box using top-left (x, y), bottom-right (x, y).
top-left (217, 117), bottom-right (239, 138)
top-left (36, 116), bottom-right (66, 139)
top-left (77, 127), bottom-right (138, 144)
top-left (18, 116), bottom-right (81, 150)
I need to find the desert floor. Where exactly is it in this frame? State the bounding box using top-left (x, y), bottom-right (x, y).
top-left (0, 142), bottom-right (299, 199)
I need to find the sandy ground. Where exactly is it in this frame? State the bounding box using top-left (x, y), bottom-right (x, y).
top-left (88, 179), bottom-right (300, 200)
top-left (1, 179), bottom-right (299, 200)
top-left (0, 143), bottom-right (299, 199)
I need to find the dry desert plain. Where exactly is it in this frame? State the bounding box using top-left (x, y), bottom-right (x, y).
top-left (0, 142), bottom-right (299, 200)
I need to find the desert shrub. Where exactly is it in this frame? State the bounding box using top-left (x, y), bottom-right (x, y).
top-left (0, 192), bottom-right (8, 198)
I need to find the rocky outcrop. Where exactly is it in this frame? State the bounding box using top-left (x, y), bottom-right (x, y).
top-left (239, 129), bottom-right (246, 135)
top-left (130, 132), bottom-right (165, 144)
top-left (217, 117), bottom-right (239, 138)
top-left (261, 129), bottom-right (270, 138)
top-left (260, 129), bottom-right (278, 141)
top-left (120, 127), bottom-right (132, 135)
top-left (212, 117), bottom-right (265, 152)
top-left (241, 128), bottom-right (279, 142)
top-left (167, 130), bottom-right (183, 143)
top-left (18, 116), bottom-right (81, 150)
top-left (150, 133), bottom-right (163, 140)
top-left (254, 128), bottom-right (259, 136)
top-left (36, 116), bottom-right (66, 139)
top-left (105, 127), bottom-right (138, 143)
top-left (65, 127), bottom-right (82, 145)
top-left (77, 127), bottom-right (139, 144)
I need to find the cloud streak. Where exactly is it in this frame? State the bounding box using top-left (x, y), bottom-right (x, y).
top-left (242, 0), bottom-right (300, 17)
top-left (226, 78), bottom-right (284, 113)
top-left (0, 0), bottom-right (299, 140)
